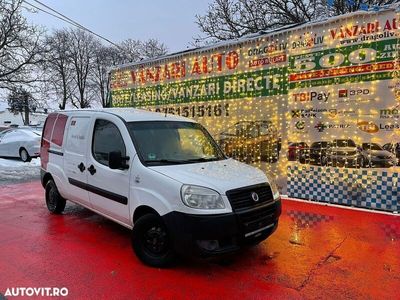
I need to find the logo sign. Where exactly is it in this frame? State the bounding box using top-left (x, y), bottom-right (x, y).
top-left (295, 121), bottom-right (306, 130)
top-left (328, 109), bottom-right (356, 118)
top-left (338, 89), bottom-right (348, 98)
top-left (380, 108), bottom-right (400, 119)
top-left (338, 88), bottom-right (370, 98)
top-left (251, 192), bottom-right (259, 202)
top-left (291, 108), bottom-right (328, 118)
top-left (292, 34), bottom-right (325, 49)
top-left (357, 121), bottom-right (379, 133)
top-left (315, 122), bottom-right (327, 132)
top-left (379, 123), bottom-right (400, 131)
top-left (293, 91), bottom-right (330, 102)
top-left (292, 110), bottom-right (302, 118)
top-left (315, 122), bottom-right (351, 132)
top-left (249, 54), bottom-right (287, 68)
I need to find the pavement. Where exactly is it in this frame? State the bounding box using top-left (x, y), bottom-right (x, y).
top-left (0, 181), bottom-right (399, 299)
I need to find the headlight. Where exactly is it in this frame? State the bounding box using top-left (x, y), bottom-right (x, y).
top-left (181, 185), bottom-right (225, 209)
top-left (269, 179), bottom-right (280, 201)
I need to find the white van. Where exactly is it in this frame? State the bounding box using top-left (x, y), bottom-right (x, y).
top-left (40, 109), bottom-right (281, 267)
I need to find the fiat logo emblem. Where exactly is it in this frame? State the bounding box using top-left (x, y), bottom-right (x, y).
top-left (251, 192), bottom-right (259, 202)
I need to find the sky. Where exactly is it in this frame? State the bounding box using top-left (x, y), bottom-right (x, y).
top-left (23, 0), bottom-right (211, 53)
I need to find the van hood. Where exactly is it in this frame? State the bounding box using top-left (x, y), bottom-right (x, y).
top-left (149, 158), bottom-right (268, 194)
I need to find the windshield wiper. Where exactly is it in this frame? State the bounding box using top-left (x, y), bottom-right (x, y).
top-left (145, 157), bottom-right (222, 165)
top-left (145, 159), bottom-right (188, 164)
top-left (185, 157), bottom-right (221, 162)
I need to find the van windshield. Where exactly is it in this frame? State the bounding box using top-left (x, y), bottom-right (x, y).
top-left (127, 121), bottom-right (226, 165)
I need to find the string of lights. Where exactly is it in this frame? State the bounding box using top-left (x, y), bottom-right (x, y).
top-left (108, 4), bottom-right (400, 212)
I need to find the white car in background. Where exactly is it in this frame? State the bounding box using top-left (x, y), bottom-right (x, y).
top-left (361, 142), bottom-right (398, 168)
top-left (0, 129), bottom-right (41, 162)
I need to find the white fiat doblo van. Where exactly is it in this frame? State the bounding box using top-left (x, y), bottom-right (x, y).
top-left (40, 109), bottom-right (281, 267)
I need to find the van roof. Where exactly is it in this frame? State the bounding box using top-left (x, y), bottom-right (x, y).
top-left (59, 108), bottom-right (196, 123)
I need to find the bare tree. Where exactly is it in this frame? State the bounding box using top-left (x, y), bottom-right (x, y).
top-left (42, 26), bottom-right (167, 108)
top-left (43, 29), bottom-right (74, 110)
top-left (195, 0), bottom-right (399, 43)
top-left (90, 38), bottom-right (167, 108)
top-left (119, 38), bottom-right (168, 62)
top-left (140, 39), bottom-right (168, 59)
top-left (0, 0), bottom-right (44, 90)
top-left (92, 44), bottom-right (121, 107)
top-left (330, 0), bottom-right (398, 15)
top-left (68, 29), bottom-right (98, 108)
top-left (119, 39), bottom-right (143, 62)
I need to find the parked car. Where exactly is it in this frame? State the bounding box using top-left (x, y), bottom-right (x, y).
top-left (218, 120), bottom-right (281, 163)
top-left (326, 139), bottom-right (363, 167)
top-left (40, 109), bottom-right (282, 267)
top-left (298, 141), bottom-right (330, 165)
top-left (0, 128), bottom-right (41, 162)
top-left (360, 143), bottom-right (397, 167)
top-left (288, 142), bottom-right (308, 161)
top-left (20, 125), bottom-right (44, 131)
top-left (0, 123), bottom-right (19, 132)
top-left (383, 142), bottom-right (400, 166)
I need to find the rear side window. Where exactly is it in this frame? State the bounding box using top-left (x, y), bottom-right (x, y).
top-left (92, 119), bottom-right (126, 167)
top-left (51, 114), bottom-right (68, 146)
top-left (43, 114), bottom-right (57, 141)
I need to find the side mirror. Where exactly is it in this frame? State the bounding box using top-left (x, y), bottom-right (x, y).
top-left (109, 151), bottom-right (129, 170)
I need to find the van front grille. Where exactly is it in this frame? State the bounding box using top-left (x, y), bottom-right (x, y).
top-left (226, 183), bottom-right (274, 211)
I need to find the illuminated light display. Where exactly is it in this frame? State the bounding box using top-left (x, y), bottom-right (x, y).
top-left (109, 5), bottom-right (400, 212)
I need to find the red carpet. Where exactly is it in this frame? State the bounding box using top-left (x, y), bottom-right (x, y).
top-left (0, 181), bottom-right (399, 299)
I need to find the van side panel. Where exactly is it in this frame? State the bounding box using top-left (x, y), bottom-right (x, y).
top-left (61, 115), bottom-right (91, 206)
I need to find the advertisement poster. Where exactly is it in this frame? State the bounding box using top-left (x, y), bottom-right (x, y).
top-left (109, 7), bottom-right (400, 212)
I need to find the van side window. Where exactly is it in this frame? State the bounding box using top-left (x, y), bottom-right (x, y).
top-left (92, 119), bottom-right (126, 167)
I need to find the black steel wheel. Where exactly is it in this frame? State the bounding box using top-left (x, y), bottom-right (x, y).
top-left (45, 180), bottom-right (66, 214)
top-left (132, 214), bottom-right (175, 268)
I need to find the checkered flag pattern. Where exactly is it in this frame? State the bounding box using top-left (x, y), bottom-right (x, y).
top-left (287, 164), bottom-right (400, 213)
top-left (287, 210), bottom-right (334, 228)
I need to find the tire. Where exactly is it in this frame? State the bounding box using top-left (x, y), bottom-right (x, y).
top-left (45, 180), bottom-right (66, 214)
top-left (359, 157), bottom-right (365, 168)
top-left (19, 148), bottom-right (31, 162)
top-left (131, 214), bottom-right (175, 268)
top-left (364, 158), bottom-right (370, 168)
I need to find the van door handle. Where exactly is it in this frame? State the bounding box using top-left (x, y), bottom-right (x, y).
top-left (78, 162), bottom-right (85, 172)
top-left (88, 165), bottom-right (96, 175)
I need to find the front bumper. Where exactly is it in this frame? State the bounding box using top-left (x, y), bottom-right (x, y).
top-left (163, 199), bottom-right (282, 257)
top-left (368, 157), bottom-right (397, 167)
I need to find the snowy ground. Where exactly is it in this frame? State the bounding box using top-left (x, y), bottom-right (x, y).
top-left (0, 157), bottom-right (41, 185)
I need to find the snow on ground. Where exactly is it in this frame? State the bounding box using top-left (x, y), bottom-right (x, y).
top-left (0, 157), bottom-right (41, 185)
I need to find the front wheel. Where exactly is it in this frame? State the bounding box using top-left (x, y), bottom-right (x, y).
top-left (131, 214), bottom-right (175, 268)
top-left (20, 148), bottom-right (31, 162)
top-left (45, 180), bottom-right (66, 214)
